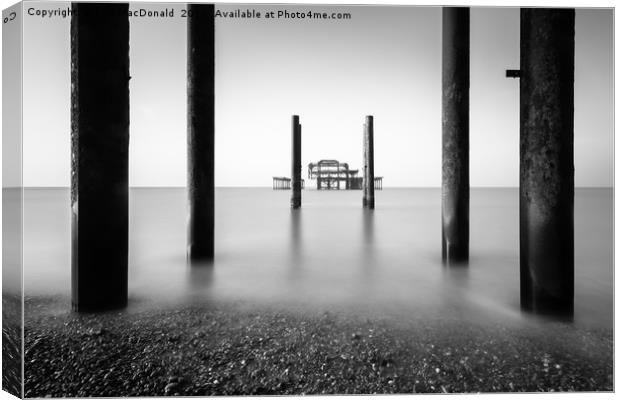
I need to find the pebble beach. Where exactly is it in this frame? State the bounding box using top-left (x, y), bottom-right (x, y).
top-left (23, 296), bottom-right (612, 397)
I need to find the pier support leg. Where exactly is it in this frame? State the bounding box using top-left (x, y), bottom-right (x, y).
top-left (291, 115), bottom-right (302, 208)
top-left (71, 3), bottom-right (129, 311)
top-left (363, 116), bottom-right (375, 209)
top-left (441, 7), bottom-right (469, 264)
top-left (520, 8), bottom-right (574, 315)
top-left (187, 4), bottom-right (215, 262)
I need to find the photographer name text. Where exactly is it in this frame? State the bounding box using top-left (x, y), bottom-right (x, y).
top-left (26, 7), bottom-right (352, 21)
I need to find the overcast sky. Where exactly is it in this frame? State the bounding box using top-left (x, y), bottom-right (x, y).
top-left (21, 3), bottom-right (613, 187)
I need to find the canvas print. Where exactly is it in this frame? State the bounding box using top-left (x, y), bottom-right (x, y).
top-left (1, 1), bottom-right (614, 397)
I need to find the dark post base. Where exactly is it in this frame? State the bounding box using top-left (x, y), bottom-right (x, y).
top-left (363, 116), bottom-right (375, 209)
top-left (441, 237), bottom-right (468, 265)
top-left (187, 4), bottom-right (215, 263)
top-left (70, 3), bottom-right (130, 312)
top-left (291, 115), bottom-right (302, 209)
top-left (441, 7), bottom-right (470, 265)
top-left (519, 8), bottom-right (574, 316)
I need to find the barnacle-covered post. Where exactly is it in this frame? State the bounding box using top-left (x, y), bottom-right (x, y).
top-left (187, 3), bottom-right (215, 262)
top-left (71, 3), bottom-right (130, 311)
top-left (291, 115), bottom-right (302, 209)
top-left (520, 8), bottom-right (575, 315)
top-left (441, 7), bottom-right (470, 264)
top-left (363, 116), bottom-right (375, 209)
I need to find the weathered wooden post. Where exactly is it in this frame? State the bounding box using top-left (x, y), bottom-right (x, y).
top-left (441, 7), bottom-right (469, 264)
top-left (363, 116), bottom-right (375, 209)
top-left (291, 115), bottom-right (302, 208)
top-left (187, 3), bottom-right (215, 262)
top-left (519, 8), bottom-right (574, 315)
top-left (71, 3), bottom-right (129, 311)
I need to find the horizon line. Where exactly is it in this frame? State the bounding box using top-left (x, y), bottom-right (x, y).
top-left (7, 185), bottom-right (614, 190)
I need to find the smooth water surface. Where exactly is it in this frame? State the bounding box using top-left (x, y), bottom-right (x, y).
top-left (22, 188), bottom-right (612, 329)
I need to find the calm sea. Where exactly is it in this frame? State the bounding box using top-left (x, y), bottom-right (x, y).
top-left (18, 188), bottom-right (612, 330)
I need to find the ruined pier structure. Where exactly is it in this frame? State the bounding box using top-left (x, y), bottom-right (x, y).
top-left (70, 3), bottom-right (217, 310)
top-left (440, 6), bottom-right (575, 314)
top-left (273, 177), bottom-right (305, 190)
top-left (70, 5), bottom-right (575, 316)
top-left (306, 160), bottom-right (382, 190)
top-left (280, 114), bottom-right (381, 196)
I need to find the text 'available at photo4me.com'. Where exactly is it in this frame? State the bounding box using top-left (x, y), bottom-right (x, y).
top-left (24, 6), bottom-right (353, 21)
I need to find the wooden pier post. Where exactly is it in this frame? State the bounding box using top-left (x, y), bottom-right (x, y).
top-left (362, 124), bottom-right (367, 203)
top-left (520, 8), bottom-right (574, 315)
top-left (363, 116), bottom-right (375, 209)
top-left (291, 115), bottom-right (302, 208)
top-left (441, 7), bottom-right (469, 264)
top-left (187, 3), bottom-right (215, 262)
top-left (71, 3), bottom-right (129, 311)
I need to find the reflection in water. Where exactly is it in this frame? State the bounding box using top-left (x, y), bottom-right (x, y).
top-left (290, 210), bottom-right (302, 247)
top-left (3, 188), bottom-right (23, 296)
top-left (22, 188), bottom-right (613, 330)
top-left (360, 209), bottom-right (375, 284)
top-left (442, 263), bottom-right (469, 287)
top-left (520, 208), bottom-right (574, 318)
top-left (288, 209), bottom-right (303, 280)
top-left (187, 261), bottom-right (214, 292)
top-left (442, 253), bottom-right (469, 268)
top-left (185, 266), bottom-right (215, 304)
top-left (362, 209), bottom-right (375, 246)
top-left (440, 264), bottom-right (470, 317)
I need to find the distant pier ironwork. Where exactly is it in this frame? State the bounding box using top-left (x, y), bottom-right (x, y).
top-left (273, 177), bottom-right (304, 190)
top-left (309, 160), bottom-right (358, 190)
top-left (305, 160), bottom-right (382, 190)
